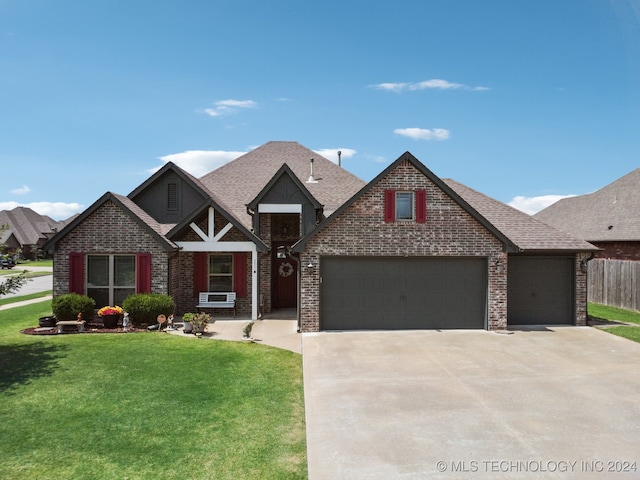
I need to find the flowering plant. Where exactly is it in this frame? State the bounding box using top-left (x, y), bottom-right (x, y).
top-left (98, 305), bottom-right (124, 317)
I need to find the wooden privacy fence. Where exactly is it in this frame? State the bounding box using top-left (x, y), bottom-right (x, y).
top-left (588, 259), bottom-right (640, 311)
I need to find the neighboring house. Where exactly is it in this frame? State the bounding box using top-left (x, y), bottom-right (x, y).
top-left (0, 207), bottom-right (71, 259)
top-left (535, 168), bottom-right (640, 311)
top-left (534, 167), bottom-right (640, 260)
top-left (45, 141), bottom-right (597, 331)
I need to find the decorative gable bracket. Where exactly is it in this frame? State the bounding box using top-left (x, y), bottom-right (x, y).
top-left (176, 207), bottom-right (257, 252)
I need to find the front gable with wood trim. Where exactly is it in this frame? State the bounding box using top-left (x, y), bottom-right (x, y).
top-left (167, 203), bottom-right (265, 318)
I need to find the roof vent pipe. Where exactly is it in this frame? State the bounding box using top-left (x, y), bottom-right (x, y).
top-left (337, 150), bottom-right (342, 167)
top-left (307, 158), bottom-right (318, 183)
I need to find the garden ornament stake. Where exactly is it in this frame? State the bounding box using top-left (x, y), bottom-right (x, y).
top-left (242, 321), bottom-right (255, 340)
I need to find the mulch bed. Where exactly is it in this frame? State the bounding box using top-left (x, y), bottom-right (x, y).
top-left (21, 321), bottom-right (150, 335)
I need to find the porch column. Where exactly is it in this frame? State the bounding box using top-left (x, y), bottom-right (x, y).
top-left (252, 249), bottom-right (258, 319)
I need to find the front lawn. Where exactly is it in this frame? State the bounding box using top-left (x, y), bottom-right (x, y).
top-left (588, 302), bottom-right (640, 344)
top-left (0, 302), bottom-right (307, 479)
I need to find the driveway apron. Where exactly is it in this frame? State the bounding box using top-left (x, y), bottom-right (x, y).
top-left (302, 327), bottom-right (640, 479)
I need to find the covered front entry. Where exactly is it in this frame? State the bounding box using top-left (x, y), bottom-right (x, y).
top-left (272, 242), bottom-right (298, 309)
top-left (507, 256), bottom-right (575, 325)
top-left (320, 256), bottom-right (487, 330)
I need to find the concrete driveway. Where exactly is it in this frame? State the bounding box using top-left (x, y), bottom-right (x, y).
top-left (302, 327), bottom-right (640, 479)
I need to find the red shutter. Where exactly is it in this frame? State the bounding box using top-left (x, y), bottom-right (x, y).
top-left (136, 253), bottom-right (152, 293)
top-left (384, 189), bottom-right (396, 223)
top-left (68, 252), bottom-right (84, 294)
top-left (415, 190), bottom-right (427, 223)
top-left (193, 252), bottom-right (208, 297)
top-left (233, 253), bottom-right (248, 298)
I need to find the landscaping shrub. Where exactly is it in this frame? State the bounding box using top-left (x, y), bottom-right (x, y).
top-left (122, 293), bottom-right (175, 327)
top-left (51, 293), bottom-right (96, 321)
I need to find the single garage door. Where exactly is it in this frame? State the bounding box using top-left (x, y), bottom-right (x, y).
top-left (320, 257), bottom-right (487, 330)
top-left (507, 256), bottom-right (574, 325)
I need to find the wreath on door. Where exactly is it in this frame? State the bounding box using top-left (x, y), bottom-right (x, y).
top-left (278, 261), bottom-right (294, 277)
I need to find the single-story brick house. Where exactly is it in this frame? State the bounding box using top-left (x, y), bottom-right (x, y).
top-left (45, 141), bottom-right (597, 331)
top-left (534, 167), bottom-right (640, 260)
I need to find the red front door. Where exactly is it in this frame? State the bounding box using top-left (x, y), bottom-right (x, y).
top-left (273, 245), bottom-right (297, 309)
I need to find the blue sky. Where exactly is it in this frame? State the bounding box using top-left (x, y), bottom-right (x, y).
top-left (1, 0), bottom-right (639, 220)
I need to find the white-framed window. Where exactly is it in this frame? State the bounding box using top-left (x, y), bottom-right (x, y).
top-left (209, 254), bottom-right (233, 291)
top-left (87, 254), bottom-right (136, 307)
top-left (396, 191), bottom-right (415, 221)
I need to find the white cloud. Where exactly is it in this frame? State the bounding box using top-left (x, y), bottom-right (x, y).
top-left (409, 79), bottom-right (464, 90)
top-left (372, 79), bottom-right (489, 92)
top-left (203, 99), bottom-right (258, 117)
top-left (154, 150), bottom-right (247, 177)
top-left (371, 82), bottom-right (409, 92)
top-left (313, 148), bottom-right (357, 164)
top-left (0, 201), bottom-right (84, 220)
top-left (11, 185), bottom-right (31, 195)
top-left (394, 127), bottom-right (451, 141)
top-left (508, 195), bottom-right (576, 215)
top-left (215, 99), bottom-right (257, 108)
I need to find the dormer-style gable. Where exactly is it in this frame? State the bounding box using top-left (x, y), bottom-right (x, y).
top-left (128, 161), bottom-right (213, 224)
top-left (247, 164), bottom-right (323, 236)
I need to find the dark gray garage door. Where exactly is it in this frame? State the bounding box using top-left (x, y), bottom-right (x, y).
top-left (507, 256), bottom-right (574, 325)
top-left (320, 257), bottom-right (487, 330)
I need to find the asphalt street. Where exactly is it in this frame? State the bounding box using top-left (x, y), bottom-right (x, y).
top-left (1, 267), bottom-right (53, 298)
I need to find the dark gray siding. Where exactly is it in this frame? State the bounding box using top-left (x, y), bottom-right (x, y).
top-left (131, 171), bottom-right (208, 223)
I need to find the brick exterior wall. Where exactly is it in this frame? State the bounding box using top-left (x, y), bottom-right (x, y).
top-left (52, 200), bottom-right (170, 298)
top-left (299, 160), bottom-right (507, 332)
top-left (592, 241), bottom-right (640, 261)
top-left (258, 213), bottom-right (272, 315)
top-left (575, 252), bottom-right (590, 326)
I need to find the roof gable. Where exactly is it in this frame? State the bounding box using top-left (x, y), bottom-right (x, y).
top-left (247, 163), bottom-right (322, 211)
top-left (127, 161), bottom-right (216, 224)
top-left (294, 151), bottom-right (516, 252)
top-left (44, 192), bottom-right (177, 253)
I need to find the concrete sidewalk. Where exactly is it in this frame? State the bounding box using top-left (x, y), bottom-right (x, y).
top-left (166, 318), bottom-right (302, 354)
top-left (0, 295), bottom-right (52, 311)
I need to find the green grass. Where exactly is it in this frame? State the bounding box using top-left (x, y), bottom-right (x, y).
top-left (589, 302), bottom-right (640, 344)
top-left (0, 290), bottom-right (52, 307)
top-left (0, 270), bottom-right (51, 278)
top-left (601, 326), bottom-right (640, 343)
top-left (19, 259), bottom-right (53, 268)
top-left (0, 302), bottom-right (307, 479)
top-left (588, 302), bottom-right (640, 326)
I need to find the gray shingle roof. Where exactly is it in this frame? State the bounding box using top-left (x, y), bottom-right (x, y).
top-left (198, 141), bottom-right (366, 228)
top-left (112, 193), bottom-right (178, 240)
top-left (444, 179), bottom-right (598, 252)
top-left (534, 167), bottom-right (640, 242)
top-left (43, 193), bottom-right (179, 252)
top-left (0, 207), bottom-right (70, 247)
